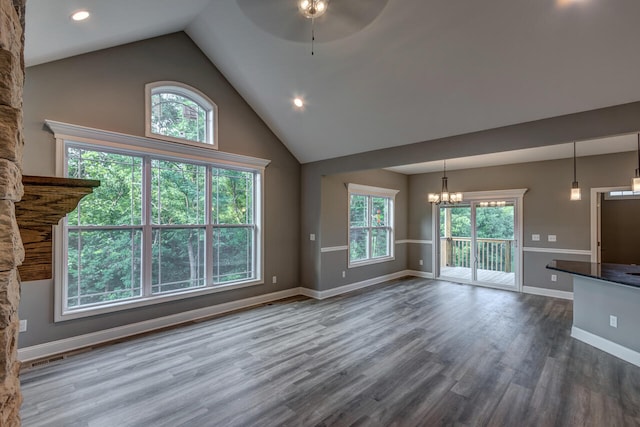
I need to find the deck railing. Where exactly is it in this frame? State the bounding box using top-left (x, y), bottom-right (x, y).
top-left (441, 237), bottom-right (514, 272)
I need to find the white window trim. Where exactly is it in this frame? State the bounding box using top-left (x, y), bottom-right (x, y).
top-left (145, 81), bottom-right (218, 149)
top-left (347, 183), bottom-right (399, 268)
top-left (46, 120), bottom-right (270, 322)
top-left (430, 188), bottom-right (527, 292)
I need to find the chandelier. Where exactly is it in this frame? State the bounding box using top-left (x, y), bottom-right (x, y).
top-left (428, 160), bottom-right (463, 205)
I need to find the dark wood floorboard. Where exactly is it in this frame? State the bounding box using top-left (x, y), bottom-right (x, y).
top-left (20, 278), bottom-right (640, 426)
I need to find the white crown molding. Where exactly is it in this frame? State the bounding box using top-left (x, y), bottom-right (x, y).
top-left (347, 183), bottom-right (400, 197)
top-left (45, 120), bottom-right (270, 170)
top-left (462, 188), bottom-right (528, 200)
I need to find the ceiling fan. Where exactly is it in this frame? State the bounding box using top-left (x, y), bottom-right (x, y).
top-left (236, 0), bottom-right (389, 46)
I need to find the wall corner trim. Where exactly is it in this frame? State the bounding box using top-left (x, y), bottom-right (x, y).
top-left (571, 326), bottom-right (640, 368)
top-left (523, 286), bottom-right (573, 300)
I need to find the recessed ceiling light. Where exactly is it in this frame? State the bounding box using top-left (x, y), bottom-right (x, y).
top-left (71, 10), bottom-right (90, 21)
top-left (293, 98), bottom-right (304, 108)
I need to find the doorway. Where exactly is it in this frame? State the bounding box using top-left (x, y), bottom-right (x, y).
top-left (591, 186), bottom-right (640, 264)
top-left (435, 190), bottom-right (525, 291)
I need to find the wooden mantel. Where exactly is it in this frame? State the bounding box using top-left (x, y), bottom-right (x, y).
top-left (15, 175), bottom-right (100, 282)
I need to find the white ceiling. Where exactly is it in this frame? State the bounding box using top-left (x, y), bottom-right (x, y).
top-left (25, 0), bottom-right (640, 164)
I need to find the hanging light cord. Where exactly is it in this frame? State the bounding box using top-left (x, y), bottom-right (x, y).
top-left (311, 17), bottom-right (316, 55)
top-left (636, 133), bottom-right (640, 177)
top-left (573, 142), bottom-right (577, 183)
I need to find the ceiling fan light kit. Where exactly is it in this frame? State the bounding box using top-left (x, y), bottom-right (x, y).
top-left (298, 0), bottom-right (328, 19)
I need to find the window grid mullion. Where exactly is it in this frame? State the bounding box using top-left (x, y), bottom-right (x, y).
top-left (142, 155), bottom-right (153, 297)
top-left (60, 135), bottom-right (263, 317)
top-left (367, 196), bottom-right (373, 260)
top-left (205, 166), bottom-right (213, 286)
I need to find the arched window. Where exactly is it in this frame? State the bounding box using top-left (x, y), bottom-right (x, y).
top-left (145, 81), bottom-right (217, 148)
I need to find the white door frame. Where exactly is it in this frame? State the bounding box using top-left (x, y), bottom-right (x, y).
top-left (432, 188), bottom-right (527, 292)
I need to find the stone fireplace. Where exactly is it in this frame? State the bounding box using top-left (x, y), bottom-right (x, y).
top-left (0, 0), bottom-right (26, 424)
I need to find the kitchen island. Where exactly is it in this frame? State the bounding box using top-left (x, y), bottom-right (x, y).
top-left (547, 260), bottom-right (640, 367)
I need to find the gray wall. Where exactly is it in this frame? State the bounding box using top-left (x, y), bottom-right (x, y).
top-left (573, 276), bottom-right (640, 354)
top-left (601, 197), bottom-right (640, 264)
top-left (19, 33), bottom-right (301, 348)
top-left (319, 170), bottom-right (408, 291)
top-left (302, 101), bottom-right (640, 290)
top-left (411, 152), bottom-right (637, 292)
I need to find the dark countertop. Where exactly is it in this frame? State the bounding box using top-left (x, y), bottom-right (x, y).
top-left (547, 260), bottom-right (640, 289)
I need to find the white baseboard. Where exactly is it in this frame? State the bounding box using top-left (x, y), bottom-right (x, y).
top-left (298, 270), bottom-right (432, 300)
top-left (22, 271), bottom-right (564, 363)
top-left (572, 326), bottom-right (640, 368)
top-left (312, 270), bottom-right (414, 300)
top-left (406, 270), bottom-right (434, 279)
top-left (19, 271), bottom-right (433, 362)
top-left (523, 286), bottom-right (573, 300)
top-left (18, 288), bottom-right (301, 363)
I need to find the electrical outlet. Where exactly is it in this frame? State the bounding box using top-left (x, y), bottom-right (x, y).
top-left (342, 271), bottom-right (346, 278)
top-left (19, 319), bottom-right (27, 333)
top-left (551, 274), bottom-right (557, 282)
top-left (610, 315), bottom-right (618, 328)
top-left (548, 234), bottom-right (557, 242)
top-left (272, 276), bottom-right (277, 284)
top-left (310, 234), bottom-right (315, 241)
top-left (532, 234), bottom-right (540, 241)
top-left (419, 259), bottom-right (423, 266)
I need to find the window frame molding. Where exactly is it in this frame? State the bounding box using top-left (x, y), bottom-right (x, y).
top-left (145, 81), bottom-right (219, 149)
top-left (347, 183), bottom-right (399, 268)
top-left (46, 120), bottom-right (270, 322)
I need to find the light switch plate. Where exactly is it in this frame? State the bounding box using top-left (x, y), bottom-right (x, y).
top-left (310, 234), bottom-right (315, 241)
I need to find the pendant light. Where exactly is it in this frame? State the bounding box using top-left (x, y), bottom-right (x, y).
top-left (570, 141), bottom-right (581, 201)
top-left (429, 160), bottom-right (462, 205)
top-left (633, 133), bottom-right (640, 192)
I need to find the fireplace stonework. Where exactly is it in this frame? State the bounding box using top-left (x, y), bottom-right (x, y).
top-left (0, 0), bottom-right (26, 425)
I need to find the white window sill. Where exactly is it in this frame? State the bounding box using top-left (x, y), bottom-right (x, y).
top-left (348, 255), bottom-right (395, 269)
top-left (56, 279), bottom-right (263, 322)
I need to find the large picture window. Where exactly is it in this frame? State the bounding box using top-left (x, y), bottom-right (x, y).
top-left (348, 183), bottom-right (398, 267)
top-left (50, 121), bottom-right (267, 320)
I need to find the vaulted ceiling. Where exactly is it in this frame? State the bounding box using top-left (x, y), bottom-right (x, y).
top-left (25, 0), bottom-right (640, 165)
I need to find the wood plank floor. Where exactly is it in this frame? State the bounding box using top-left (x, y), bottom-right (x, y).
top-left (20, 278), bottom-right (640, 427)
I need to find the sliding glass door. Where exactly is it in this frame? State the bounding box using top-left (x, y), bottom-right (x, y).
top-left (438, 199), bottom-right (517, 289)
